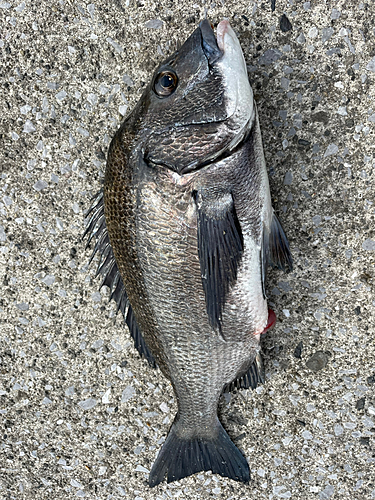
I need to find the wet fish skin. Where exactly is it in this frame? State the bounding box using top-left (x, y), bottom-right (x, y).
top-left (85, 19), bottom-right (292, 487)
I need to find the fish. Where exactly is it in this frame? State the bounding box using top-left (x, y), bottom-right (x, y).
top-left (84, 19), bottom-right (292, 487)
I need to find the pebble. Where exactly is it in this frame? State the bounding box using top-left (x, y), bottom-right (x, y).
top-left (159, 402), bottom-right (169, 413)
top-left (123, 74), bottom-right (134, 87)
top-left (280, 77), bottom-right (290, 90)
top-left (92, 339), bottom-right (104, 349)
top-left (366, 57), bottom-right (375, 72)
top-left (324, 144), bottom-right (339, 157)
top-left (102, 389), bottom-right (111, 404)
top-left (65, 386), bottom-right (75, 396)
top-left (356, 397), bottom-right (365, 410)
top-left (362, 239), bottom-right (375, 251)
top-left (0, 225), bottom-right (7, 242)
top-left (284, 171), bottom-right (293, 185)
top-left (319, 484), bottom-right (334, 499)
top-left (56, 90), bottom-right (67, 102)
top-left (306, 351), bottom-right (330, 372)
top-left (322, 27), bottom-right (333, 43)
top-left (78, 398), bottom-right (97, 410)
top-left (91, 292), bottom-right (102, 302)
top-left (16, 302), bottom-right (29, 311)
top-left (145, 19), bottom-right (163, 29)
top-left (294, 342), bottom-right (303, 359)
top-left (307, 27), bottom-right (318, 39)
top-left (302, 430), bottom-right (313, 440)
top-left (121, 385), bottom-right (135, 402)
top-left (41, 275), bottom-right (55, 286)
top-left (258, 48), bottom-right (282, 66)
top-left (296, 33), bottom-right (306, 44)
top-left (337, 106), bottom-right (348, 116)
top-left (106, 37), bottom-right (123, 53)
top-left (23, 119), bottom-right (36, 133)
top-left (87, 93), bottom-right (98, 106)
top-left (56, 217), bottom-right (64, 231)
top-left (135, 464), bottom-right (150, 473)
top-left (77, 127), bottom-right (89, 137)
top-left (280, 14), bottom-right (292, 33)
top-left (312, 215), bottom-right (321, 226)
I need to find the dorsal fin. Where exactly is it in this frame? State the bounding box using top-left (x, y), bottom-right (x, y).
top-left (83, 190), bottom-right (156, 367)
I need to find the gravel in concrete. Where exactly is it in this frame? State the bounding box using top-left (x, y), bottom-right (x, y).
top-left (1, 0), bottom-right (374, 498)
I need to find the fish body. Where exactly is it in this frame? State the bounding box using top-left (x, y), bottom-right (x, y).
top-left (85, 20), bottom-right (292, 487)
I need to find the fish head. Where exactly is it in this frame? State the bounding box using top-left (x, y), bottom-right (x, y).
top-left (136, 20), bottom-right (254, 175)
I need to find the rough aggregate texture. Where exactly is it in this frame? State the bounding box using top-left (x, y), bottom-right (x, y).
top-left (1, 0), bottom-right (375, 499)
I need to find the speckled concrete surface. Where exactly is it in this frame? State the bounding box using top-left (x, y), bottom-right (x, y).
top-left (1, 0), bottom-right (374, 499)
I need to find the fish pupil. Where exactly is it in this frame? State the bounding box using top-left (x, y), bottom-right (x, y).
top-left (154, 70), bottom-right (178, 97)
top-left (160, 74), bottom-right (174, 88)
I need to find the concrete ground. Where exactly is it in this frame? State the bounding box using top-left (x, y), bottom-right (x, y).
top-left (0, 0), bottom-right (374, 498)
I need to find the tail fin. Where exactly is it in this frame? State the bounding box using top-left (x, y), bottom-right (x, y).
top-left (148, 418), bottom-right (249, 487)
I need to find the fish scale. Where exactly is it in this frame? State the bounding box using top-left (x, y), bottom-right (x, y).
top-left (85, 19), bottom-right (292, 487)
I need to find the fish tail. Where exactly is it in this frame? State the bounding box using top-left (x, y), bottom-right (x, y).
top-left (148, 417), bottom-right (250, 487)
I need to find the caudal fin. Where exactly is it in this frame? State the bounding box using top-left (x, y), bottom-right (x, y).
top-left (148, 418), bottom-right (249, 487)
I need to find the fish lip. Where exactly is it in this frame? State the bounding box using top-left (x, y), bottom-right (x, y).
top-left (216, 19), bottom-right (232, 52)
top-left (199, 19), bottom-right (223, 64)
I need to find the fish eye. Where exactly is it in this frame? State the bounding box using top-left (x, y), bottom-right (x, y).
top-left (154, 70), bottom-right (178, 97)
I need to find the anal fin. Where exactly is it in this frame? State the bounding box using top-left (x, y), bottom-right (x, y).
top-left (224, 352), bottom-right (265, 393)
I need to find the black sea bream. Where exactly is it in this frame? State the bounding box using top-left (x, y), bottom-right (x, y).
top-left (85, 19), bottom-right (292, 487)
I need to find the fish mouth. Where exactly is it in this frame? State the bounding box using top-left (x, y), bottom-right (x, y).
top-left (199, 20), bottom-right (223, 64)
top-left (199, 19), bottom-right (243, 62)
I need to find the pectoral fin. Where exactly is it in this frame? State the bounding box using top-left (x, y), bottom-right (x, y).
top-left (194, 190), bottom-right (244, 334)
